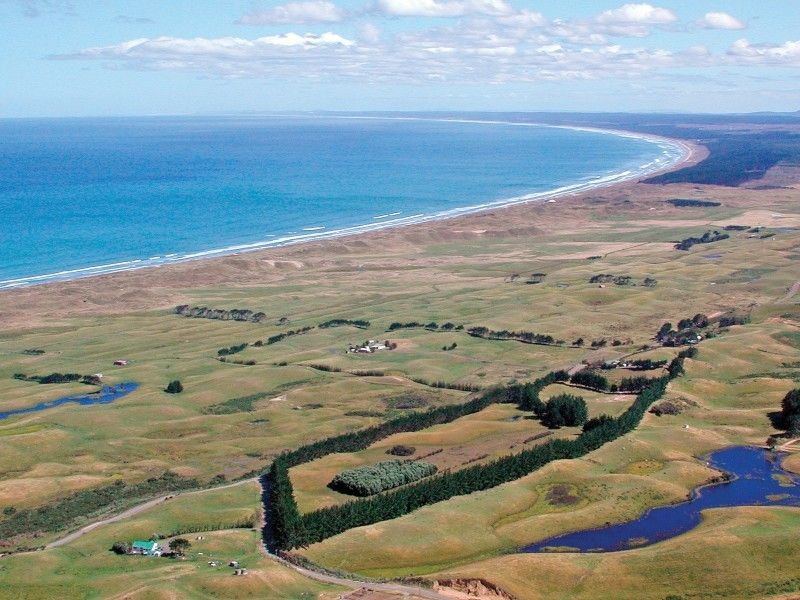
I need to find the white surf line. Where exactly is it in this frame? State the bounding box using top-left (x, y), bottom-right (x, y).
top-left (0, 118), bottom-right (691, 290)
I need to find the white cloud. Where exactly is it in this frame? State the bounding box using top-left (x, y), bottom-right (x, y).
top-left (495, 10), bottom-right (546, 28)
top-left (596, 3), bottom-right (677, 25)
top-left (698, 12), bottom-right (745, 30)
top-left (50, 5), bottom-right (800, 86)
top-left (542, 4), bottom-right (678, 44)
top-left (237, 1), bottom-right (345, 25)
top-left (55, 33), bottom-right (355, 64)
top-left (728, 39), bottom-right (800, 65)
top-left (376, 0), bottom-right (513, 18)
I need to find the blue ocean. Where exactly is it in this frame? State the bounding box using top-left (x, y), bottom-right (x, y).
top-left (0, 116), bottom-right (684, 288)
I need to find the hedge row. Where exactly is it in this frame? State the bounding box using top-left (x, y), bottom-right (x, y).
top-left (264, 353), bottom-right (688, 550)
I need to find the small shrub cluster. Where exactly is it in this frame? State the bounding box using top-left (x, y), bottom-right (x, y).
top-left (386, 445), bottom-right (416, 456)
top-left (675, 230), bottom-right (729, 251)
top-left (218, 358), bottom-right (256, 365)
top-left (442, 342), bottom-right (458, 351)
top-left (348, 369), bottom-right (385, 377)
top-left (650, 401), bottom-right (683, 416)
top-left (164, 380), bottom-right (183, 394)
top-left (718, 313), bottom-right (750, 327)
top-left (657, 314), bottom-right (709, 346)
top-left (217, 343), bottom-right (248, 356)
top-left (590, 274), bottom-right (633, 286)
top-left (329, 460), bottom-right (438, 496)
top-left (590, 274), bottom-right (658, 287)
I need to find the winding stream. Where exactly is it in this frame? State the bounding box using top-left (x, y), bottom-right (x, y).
top-left (521, 446), bottom-right (800, 553)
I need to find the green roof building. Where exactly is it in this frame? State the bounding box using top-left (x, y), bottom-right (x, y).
top-left (131, 540), bottom-right (160, 555)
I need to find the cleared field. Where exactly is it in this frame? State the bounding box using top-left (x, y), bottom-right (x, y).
top-left (289, 402), bottom-right (599, 513)
top-left (0, 482), bottom-right (342, 600)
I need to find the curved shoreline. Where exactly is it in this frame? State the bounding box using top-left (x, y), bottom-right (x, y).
top-left (0, 117), bottom-right (696, 291)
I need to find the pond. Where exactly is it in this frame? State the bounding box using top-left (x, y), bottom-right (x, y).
top-left (521, 446), bottom-right (800, 553)
top-left (0, 382), bottom-right (139, 421)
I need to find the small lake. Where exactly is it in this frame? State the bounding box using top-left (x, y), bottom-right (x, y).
top-left (521, 446), bottom-right (800, 553)
top-left (0, 382), bottom-right (139, 421)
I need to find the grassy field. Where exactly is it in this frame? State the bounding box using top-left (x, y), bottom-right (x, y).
top-left (0, 481), bottom-right (343, 599)
top-left (289, 385), bottom-right (637, 514)
top-left (436, 506), bottom-right (800, 600)
top-left (1, 175), bottom-right (799, 597)
top-left (299, 322), bottom-right (799, 578)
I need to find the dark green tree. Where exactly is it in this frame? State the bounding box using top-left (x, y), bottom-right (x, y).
top-left (165, 380), bottom-right (184, 394)
top-left (169, 537), bottom-right (191, 555)
top-left (583, 414), bottom-right (614, 433)
top-left (542, 394), bottom-right (588, 428)
top-left (780, 389), bottom-right (800, 432)
top-left (111, 541), bottom-right (130, 555)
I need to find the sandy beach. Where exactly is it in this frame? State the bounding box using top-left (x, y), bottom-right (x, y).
top-left (0, 134), bottom-right (707, 329)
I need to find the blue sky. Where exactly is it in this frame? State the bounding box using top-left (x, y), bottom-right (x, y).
top-left (1, 0), bottom-right (798, 116)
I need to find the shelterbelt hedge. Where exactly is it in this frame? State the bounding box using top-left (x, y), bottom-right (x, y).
top-left (264, 353), bottom-right (688, 551)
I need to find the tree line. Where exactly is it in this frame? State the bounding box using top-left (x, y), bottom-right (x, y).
top-left (466, 326), bottom-right (560, 346)
top-left (569, 370), bottom-right (662, 393)
top-left (387, 321), bottom-right (464, 332)
top-left (264, 353), bottom-right (689, 550)
top-left (13, 372), bottom-right (101, 385)
top-left (174, 305), bottom-right (267, 323)
top-left (318, 319), bottom-right (371, 329)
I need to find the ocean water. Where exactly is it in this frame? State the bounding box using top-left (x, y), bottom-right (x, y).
top-left (0, 116), bottom-right (684, 288)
